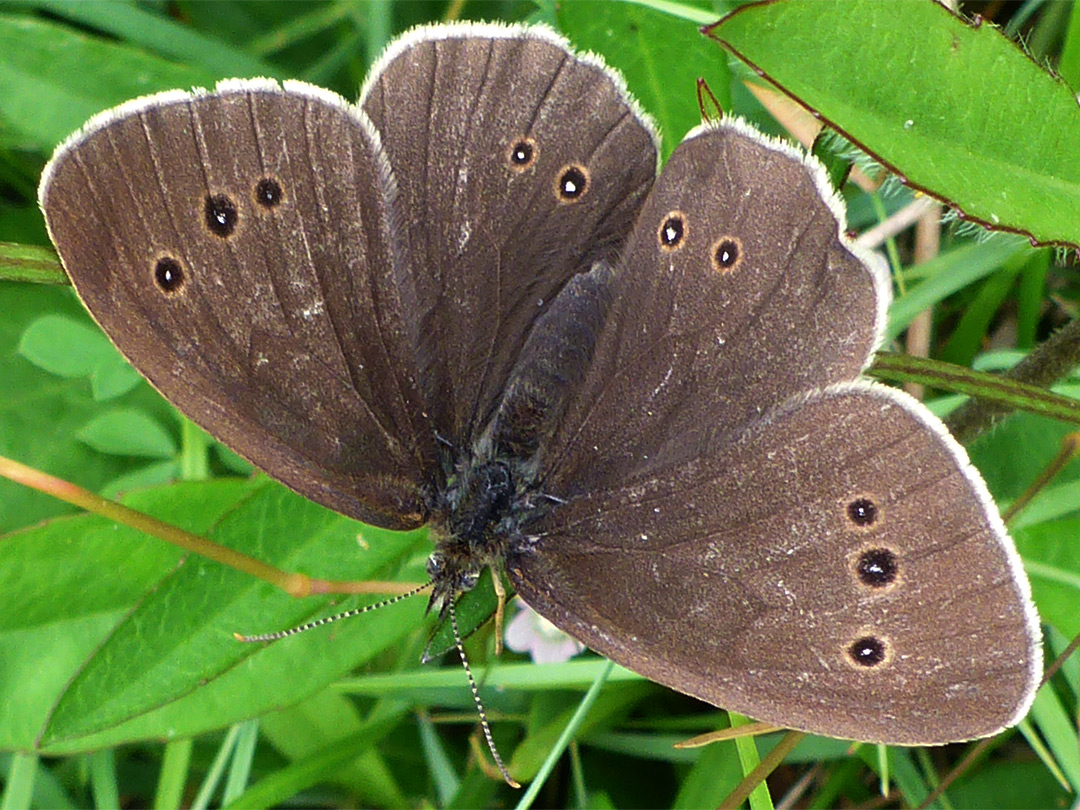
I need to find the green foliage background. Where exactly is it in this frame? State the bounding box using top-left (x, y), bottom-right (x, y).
top-left (0, 1), bottom-right (1078, 808)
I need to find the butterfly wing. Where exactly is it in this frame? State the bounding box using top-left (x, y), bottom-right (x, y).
top-left (39, 81), bottom-right (435, 529)
top-left (505, 121), bottom-right (1039, 743)
top-left (360, 24), bottom-right (659, 448)
top-left (533, 121), bottom-right (889, 495)
top-left (511, 383), bottom-right (1040, 743)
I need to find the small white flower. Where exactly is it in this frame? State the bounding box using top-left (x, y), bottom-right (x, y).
top-left (504, 599), bottom-right (585, 664)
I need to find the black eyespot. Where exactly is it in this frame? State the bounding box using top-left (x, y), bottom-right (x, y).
top-left (711, 236), bottom-right (742, 273)
top-left (508, 137), bottom-right (537, 171)
top-left (154, 256), bottom-right (185, 293)
top-left (856, 548), bottom-right (898, 587)
top-left (848, 636), bottom-right (887, 667)
top-left (254, 177), bottom-right (283, 208)
top-left (848, 497), bottom-right (879, 528)
top-left (658, 212), bottom-right (687, 251)
top-left (205, 194), bottom-right (238, 237)
top-left (555, 164), bottom-right (589, 202)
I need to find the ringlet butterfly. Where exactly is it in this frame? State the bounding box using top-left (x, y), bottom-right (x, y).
top-left (39, 21), bottom-right (1040, 750)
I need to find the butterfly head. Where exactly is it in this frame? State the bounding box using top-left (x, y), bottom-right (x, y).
top-left (425, 548), bottom-right (481, 617)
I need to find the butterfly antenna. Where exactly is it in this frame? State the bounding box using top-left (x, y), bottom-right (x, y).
top-left (234, 582), bottom-right (432, 643)
top-left (449, 599), bottom-right (521, 788)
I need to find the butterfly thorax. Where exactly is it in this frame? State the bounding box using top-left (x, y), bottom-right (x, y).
top-left (426, 454), bottom-right (536, 615)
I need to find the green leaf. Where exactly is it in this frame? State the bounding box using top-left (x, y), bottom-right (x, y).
top-left (0, 283), bottom-right (174, 533)
top-left (259, 691), bottom-right (408, 809)
top-left (946, 759), bottom-right (1070, 809)
top-left (708, 0), bottom-right (1080, 249)
top-left (1028, 686), bottom-right (1080, 793)
top-left (100, 459), bottom-right (180, 500)
top-left (227, 710), bottom-right (407, 810)
top-left (421, 570), bottom-right (500, 662)
top-left (0, 14), bottom-right (222, 151)
top-left (939, 261), bottom-right (1021, 367)
top-left (18, 313), bottom-right (142, 400)
top-left (886, 239), bottom-right (1029, 342)
top-left (28, 0), bottom-right (281, 80)
top-left (75, 409), bottom-right (178, 459)
top-left (510, 680), bottom-right (651, 784)
top-left (0, 3), bottom-right (1072, 806)
top-left (0, 476), bottom-right (430, 753)
top-left (89, 356), bottom-right (143, 401)
top-left (18, 314), bottom-right (115, 379)
top-left (673, 737), bottom-right (744, 808)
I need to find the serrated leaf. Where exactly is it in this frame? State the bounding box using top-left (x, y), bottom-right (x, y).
top-left (708, 0), bottom-right (1080, 249)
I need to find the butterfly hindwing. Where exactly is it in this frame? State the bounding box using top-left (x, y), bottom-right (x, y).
top-left (511, 383), bottom-right (1040, 744)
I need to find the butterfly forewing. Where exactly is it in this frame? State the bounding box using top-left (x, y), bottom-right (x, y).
top-left (40, 81), bottom-right (436, 529)
top-left (361, 25), bottom-right (659, 449)
top-left (534, 122), bottom-right (889, 496)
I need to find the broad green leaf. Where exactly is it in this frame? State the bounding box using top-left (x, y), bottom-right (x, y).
top-left (28, 0), bottom-right (280, 80)
top-left (708, 0), bottom-right (1080, 249)
top-left (18, 314), bottom-right (116, 379)
top-left (0, 479), bottom-right (246, 751)
top-left (0, 476), bottom-right (431, 753)
top-left (0, 14), bottom-right (220, 150)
